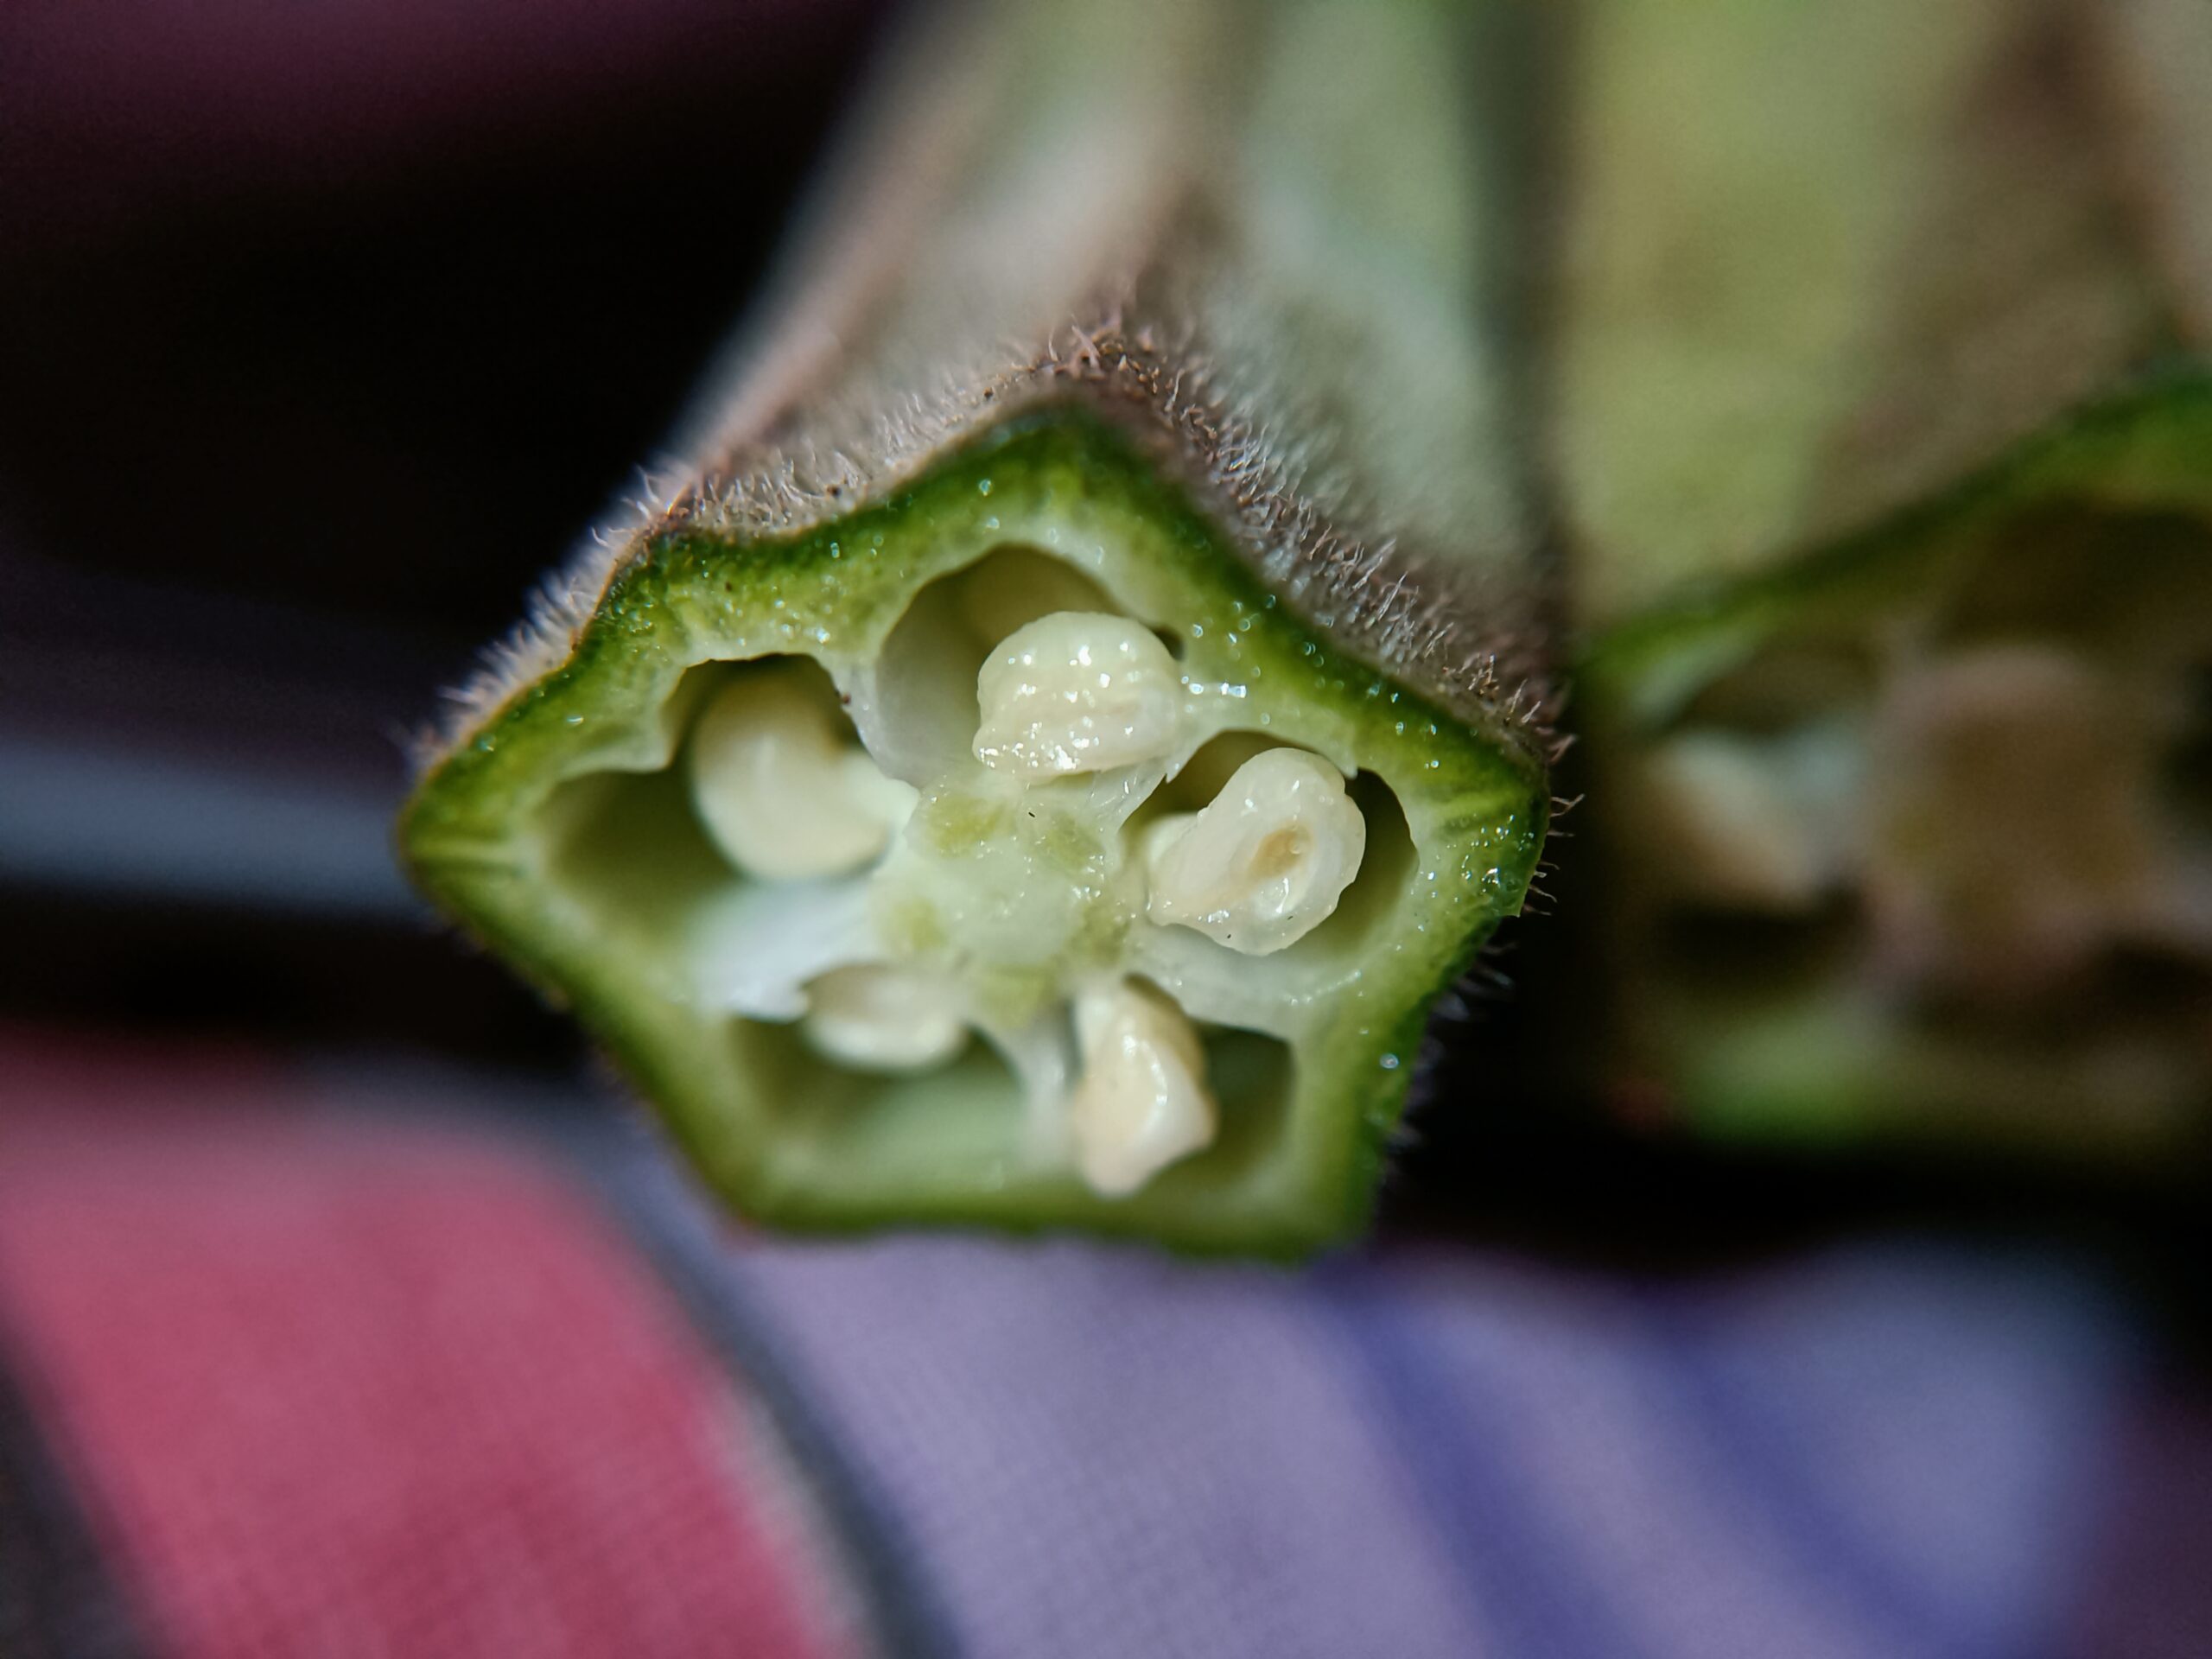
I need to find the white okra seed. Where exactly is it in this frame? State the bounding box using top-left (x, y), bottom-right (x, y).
top-left (802, 965), bottom-right (969, 1072)
top-left (973, 612), bottom-right (1183, 776)
top-left (1145, 747), bottom-right (1366, 954)
top-left (1069, 980), bottom-right (1217, 1197)
top-left (689, 664), bottom-right (917, 881)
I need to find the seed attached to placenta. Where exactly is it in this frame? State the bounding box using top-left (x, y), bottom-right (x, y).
top-left (1068, 979), bottom-right (1218, 1196)
top-left (689, 664), bottom-right (917, 880)
top-left (972, 611), bottom-right (1183, 776)
top-left (801, 965), bottom-right (969, 1072)
top-left (1144, 748), bottom-right (1366, 954)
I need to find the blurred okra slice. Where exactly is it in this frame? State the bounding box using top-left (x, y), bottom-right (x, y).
top-left (398, 0), bottom-right (1554, 1255)
top-left (1554, 0), bottom-right (2212, 1159)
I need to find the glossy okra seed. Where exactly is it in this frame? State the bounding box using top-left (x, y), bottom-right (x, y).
top-left (689, 664), bottom-right (918, 881)
top-left (972, 611), bottom-right (1184, 777)
top-left (801, 964), bottom-right (970, 1073)
top-left (1068, 979), bottom-right (1218, 1198)
top-left (1144, 748), bottom-right (1367, 955)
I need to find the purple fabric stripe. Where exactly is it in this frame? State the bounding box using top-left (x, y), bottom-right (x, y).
top-left (1357, 1255), bottom-right (1873, 1659)
top-left (1648, 1318), bottom-right (2017, 1659)
top-left (1376, 1245), bottom-right (2125, 1659)
top-left (1319, 1264), bottom-right (1657, 1659)
top-left (1636, 1249), bottom-right (2129, 1659)
top-left (723, 1231), bottom-right (2133, 1659)
top-left (1650, 1321), bottom-right (1999, 1659)
top-left (731, 1237), bottom-right (1488, 1659)
top-left (2056, 1384), bottom-right (2212, 1659)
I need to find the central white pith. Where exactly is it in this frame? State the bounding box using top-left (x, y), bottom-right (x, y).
top-left (685, 609), bottom-right (1368, 1196)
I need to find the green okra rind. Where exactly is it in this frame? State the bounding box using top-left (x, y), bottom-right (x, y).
top-left (1584, 370), bottom-right (2212, 732)
top-left (402, 0), bottom-right (1555, 1254)
top-left (1553, 0), bottom-right (2212, 1160)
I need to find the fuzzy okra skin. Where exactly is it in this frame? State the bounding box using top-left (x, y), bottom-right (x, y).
top-left (404, 416), bottom-right (1546, 1252)
top-left (400, 0), bottom-right (1554, 1254)
top-left (1553, 0), bottom-right (2212, 1160)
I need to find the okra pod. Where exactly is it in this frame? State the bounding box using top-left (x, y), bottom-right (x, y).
top-left (1556, 0), bottom-right (2212, 1156)
top-left (400, 0), bottom-right (1553, 1252)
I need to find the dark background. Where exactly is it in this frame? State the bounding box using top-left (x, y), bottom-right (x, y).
top-left (1, 0), bottom-right (892, 1063)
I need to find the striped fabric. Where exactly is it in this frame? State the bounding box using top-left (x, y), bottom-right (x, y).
top-left (0, 1029), bottom-right (2203, 1658)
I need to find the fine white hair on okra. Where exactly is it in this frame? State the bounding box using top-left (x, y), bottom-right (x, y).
top-left (413, 319), bottom-right (1555, 777)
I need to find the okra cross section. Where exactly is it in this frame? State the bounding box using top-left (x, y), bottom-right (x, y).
top-left (403, 416), bottom-right (1547, 1254)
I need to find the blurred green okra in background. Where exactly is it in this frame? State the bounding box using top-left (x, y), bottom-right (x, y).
top-left (1554, 0), bottom-right (2212, 1160)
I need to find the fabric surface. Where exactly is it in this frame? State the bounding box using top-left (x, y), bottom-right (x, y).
top-left (0, 1027), bottom-right (2205, 1658)
top-left (0, 1036), bottom-right (858, 1659)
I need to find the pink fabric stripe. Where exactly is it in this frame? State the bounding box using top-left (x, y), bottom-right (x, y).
top-left (0, 1035), bottom-right (848, 1659)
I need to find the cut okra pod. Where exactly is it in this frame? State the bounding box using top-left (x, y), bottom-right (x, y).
top-left (1554, 0), bottom-right (2212, 1160)
top-left (399, 0), bottom-right (1554, 1254)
